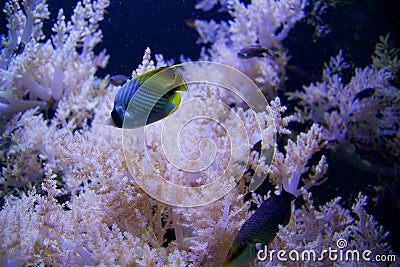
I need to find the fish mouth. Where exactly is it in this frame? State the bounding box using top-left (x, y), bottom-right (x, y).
top-left (105, 116), bottom-right (116, 127)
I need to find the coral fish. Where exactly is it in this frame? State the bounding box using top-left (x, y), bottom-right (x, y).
top-left (223, 189), bottom-right (295, 267)
top-left (105, 66), bottom-right (188, 128)
top-left (237, 44), bottom-right (273, 59)
top-left (109, 74), bottom-right (130, 86)
top-left (185, 18), bottom-right (196, 29)
top-left (352, 87), bottom-right (375, 102)
top-left (13, 42), bottom-right (25, 56)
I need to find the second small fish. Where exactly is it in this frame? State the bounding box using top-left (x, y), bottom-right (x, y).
top-left (237, 44), bottom-right (273, 59)
top-left (223, 189), bottom-right (295, 267)
top-left (109, 74), bottom-right (130, 86)
top-left (352, 87), bottom-right (375, 102)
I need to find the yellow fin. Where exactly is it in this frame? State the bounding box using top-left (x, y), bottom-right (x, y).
top-left (136, 66), bottom-right (188, 98)
top-left (166, 92), bottom-right (181, 115)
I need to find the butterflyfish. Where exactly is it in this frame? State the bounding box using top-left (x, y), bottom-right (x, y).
top-left (223, 189), bottom-right (295, 267)
top-left (105, 66), bottom-right (188, 128)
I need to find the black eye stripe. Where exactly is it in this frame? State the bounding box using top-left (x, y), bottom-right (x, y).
top-left (111, 109), bottom-right (123, 128)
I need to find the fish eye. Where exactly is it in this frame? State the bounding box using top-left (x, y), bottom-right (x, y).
top-left (111, 106), bottom-right (124, 128)
top-left (165, 67), bottom-right (176, 78)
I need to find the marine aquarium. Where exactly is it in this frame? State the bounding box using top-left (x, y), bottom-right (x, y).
top-left (0, 0), bottom-right (399, 266)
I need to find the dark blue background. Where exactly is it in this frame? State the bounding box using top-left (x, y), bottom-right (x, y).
top-left (0, 0), bottom-right (398, 79)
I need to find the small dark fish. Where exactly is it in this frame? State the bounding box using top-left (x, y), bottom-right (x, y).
top-left (185, 18), bottom-right (196, 29)
top-left (237, 44), bottom-right (272, 59)
top-left (223, 189), bottom-right (295, 267)
top-left (13, 42), bottom-right (25, 56)
top-left (109, 74), bottom-right (130, 86)
top-left (352, 88), bottom-right (375, 102)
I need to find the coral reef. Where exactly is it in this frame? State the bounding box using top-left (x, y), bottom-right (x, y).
top-left (290, 48), bottom-right (399, 175)
top-left (195, 0), bottom-right (306, 98)
top-left (0, 0), bottom-right (398, 266)
top-left (0, 0), bottom-right (109, 121)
